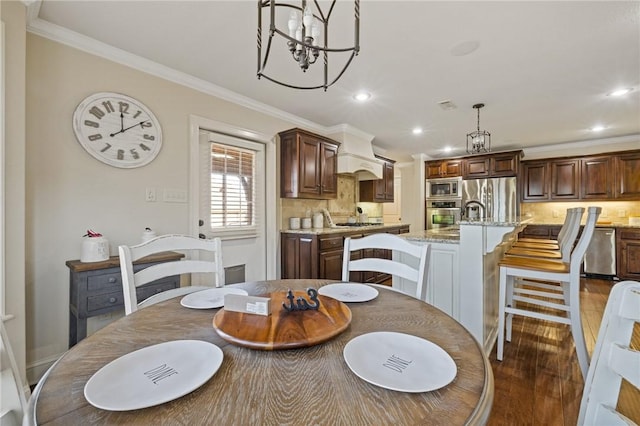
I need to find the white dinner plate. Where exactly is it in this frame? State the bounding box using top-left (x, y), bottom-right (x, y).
top-left (343, 332), bottom-right (457, 393)
top-left (84, 340), bottom-right (223, 411)
top-left (180, 287), bottom-right (248, 309)
top-left (318, 283), bottom-right (379, 302)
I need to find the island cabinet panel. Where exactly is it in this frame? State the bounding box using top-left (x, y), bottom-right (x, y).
top-left (521, 161), bottom-right (549, 201)
top-left (550, 159), bottom-right (580, 199)
top-left (280, 225), bottom-right (410, 281)
top-left (617, 228), bottom-right (640, 280)
top-left (581, 156), bottom-right (614, 199)
top-left (615, 152), bottom-right (640, 199)
top-left (359, 156), bottom-right (395, 202)
top-left (279, 128), bottom-right (340, 199)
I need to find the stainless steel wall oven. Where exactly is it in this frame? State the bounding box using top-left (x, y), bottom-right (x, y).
top-left (426, 199), bottom-right (461, 230)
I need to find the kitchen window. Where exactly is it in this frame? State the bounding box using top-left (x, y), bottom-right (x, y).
top-left (199, 132), bottom-right (264, 239)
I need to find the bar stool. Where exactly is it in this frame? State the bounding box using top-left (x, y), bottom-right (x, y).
top-left (507, 207), bottom-right (584, 261)
top-left (497, 206), bottom-right (601, 379)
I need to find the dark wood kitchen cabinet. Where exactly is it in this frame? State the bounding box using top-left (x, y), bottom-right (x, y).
top-left (521, 161), bottom-right (549, 201)
top-left (426, 159), bottom-right (463, 178)
top-left (520, 149), bottom-right (640, 202)
top-left (518, 225), bottom-right (562, 240)
top-left (359, 155), bottom-right (395, 202)
top-left (549, 158), bottom-right (580, 200)
top-left (281, 225), bottom-right (410, 282)
top-left (615, 151), bottom-right (640, 199)
top-left (617, 228), bottom-right (640, 280)
top-left (463, 150), bottom-right (521, 179)
top-left (279, 128), bottom-right (340, 200)
top-left (580, 155), bottom-right (614, 199)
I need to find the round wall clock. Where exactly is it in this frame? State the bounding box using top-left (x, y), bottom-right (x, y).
top-left (72, 92), bottom-right (163, 168)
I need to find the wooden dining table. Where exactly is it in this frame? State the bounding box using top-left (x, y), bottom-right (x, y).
top-left (36, 279), bottom-right (494, 425)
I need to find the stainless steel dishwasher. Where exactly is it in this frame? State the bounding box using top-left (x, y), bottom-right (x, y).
top-left (584, 228), bottom-right (616, 277)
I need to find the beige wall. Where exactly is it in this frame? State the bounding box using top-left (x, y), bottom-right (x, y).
top-left (25, 34), bottom-right (297, 379)
top-left (1, 0), bottom-right (28, 386)
top-left (521, 200), bottom-right (640, 225)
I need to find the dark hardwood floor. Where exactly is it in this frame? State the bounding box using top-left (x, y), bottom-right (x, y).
top-left (487, 277), bottom-right (640, 425)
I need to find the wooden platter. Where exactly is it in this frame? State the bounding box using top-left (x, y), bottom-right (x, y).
top-left (212, 290), bottom-right (352, 350)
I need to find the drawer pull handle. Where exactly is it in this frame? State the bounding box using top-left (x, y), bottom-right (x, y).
top-left (109, 297), bottom-right (117, 303)
top-left (108, 277), bottom-right (117, 283)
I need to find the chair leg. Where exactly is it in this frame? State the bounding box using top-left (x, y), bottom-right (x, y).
top-left (506, 275), bottom-right (514, 342)
top-left (568, 278), bottom-right (589, 379)
top-left (497, 266), bottom-right (507, 361)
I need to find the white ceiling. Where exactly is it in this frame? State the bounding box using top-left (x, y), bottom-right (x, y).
top-left (32, 1), bottom-right (640, 161)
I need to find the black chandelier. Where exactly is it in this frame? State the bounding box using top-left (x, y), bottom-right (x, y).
top-left (466, 103), bottom-right (491, 154)
top-left (257, 0), bottom-right (360, 91)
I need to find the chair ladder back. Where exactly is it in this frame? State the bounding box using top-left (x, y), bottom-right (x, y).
top-left (569, 207), bottom-right (601, 272)
top-left (578, 280), bottom-right (640, 426)
top-left (559, 208), bottom-right (585, 262)
top-left (134, 260), bottom-right (221, 288)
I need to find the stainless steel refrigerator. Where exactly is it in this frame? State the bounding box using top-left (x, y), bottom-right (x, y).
top-left (461, 177), bottom-right (519, 221)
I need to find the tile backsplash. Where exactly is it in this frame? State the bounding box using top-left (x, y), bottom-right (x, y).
top-left (280, 175), bottom-right (383, 229)
top-left (521, 200), bottom-right (640, 224)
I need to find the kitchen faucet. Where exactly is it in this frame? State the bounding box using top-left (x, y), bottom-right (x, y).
top-left (464, 200), bottom-right (486, 220)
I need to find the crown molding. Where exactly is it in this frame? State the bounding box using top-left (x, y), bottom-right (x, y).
top-left (24, 12), bottom-right (330, 134)
top-left (522, 134), bottom-right (640, 157)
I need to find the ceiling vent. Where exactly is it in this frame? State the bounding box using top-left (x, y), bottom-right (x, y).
top-left (438, 100), bottom-right (457, 111)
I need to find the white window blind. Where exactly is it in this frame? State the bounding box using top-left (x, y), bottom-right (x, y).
top-left (199, 131), bottom-right (264, 239)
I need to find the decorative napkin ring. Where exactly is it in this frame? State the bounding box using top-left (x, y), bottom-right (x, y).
top-left (282, 288), bottom-right (320, 312)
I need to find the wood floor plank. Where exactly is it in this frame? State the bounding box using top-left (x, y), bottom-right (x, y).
top-left (488, 277), bottom-right (640, 425)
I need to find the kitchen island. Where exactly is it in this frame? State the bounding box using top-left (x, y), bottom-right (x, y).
top-left (397, 218), bottom-right (530, 355)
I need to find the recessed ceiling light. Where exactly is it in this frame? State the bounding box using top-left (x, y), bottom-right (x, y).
top-left (412, 127), bottom-right (423, 135)
top-left (607, 88), bottom-right (633, 97)
top-left (353, 92), bottom-right (371, 102)
top-left (443, 146), bottom-right (453, 153)
top-left (450, 41), bottom-right (480, 57)
top-left (591, 125), bottom-right (606, 132)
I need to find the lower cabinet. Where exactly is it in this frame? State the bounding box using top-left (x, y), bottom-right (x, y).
top-left (280, 225), bottom-right (410, 282)
top-left (518, 224), bottom-right (562, 240)
top-left (617, 228), bottom-right (640, 280)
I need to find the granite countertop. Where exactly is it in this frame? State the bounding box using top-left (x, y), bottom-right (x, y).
top-left (281, 223), bottom-right (411, 235)
top-left (458, 216), bottom-right (534, 227)
top-left (400, 229), bottom-right (460, 244)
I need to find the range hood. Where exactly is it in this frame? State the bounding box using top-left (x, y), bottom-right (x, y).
top-left (327, 125), bottom-right (383, 180)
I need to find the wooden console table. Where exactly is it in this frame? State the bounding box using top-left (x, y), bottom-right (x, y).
top-left (66, 252), bottom-right (184, 347)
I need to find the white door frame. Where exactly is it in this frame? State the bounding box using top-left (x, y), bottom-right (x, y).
top-left (188, 115), bottom-right (277, 280)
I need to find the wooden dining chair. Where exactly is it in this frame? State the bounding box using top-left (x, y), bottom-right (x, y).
top-left (118, 234), bottom-right (224, 315)
top-left (1, 319), bottom-right (27, 426)
top-left (577, 280), bottom-right (640, 426)
top-left (1, 318), bottom-right (65, 426)
top-left (341, 233), bottom-right (430, 300)
top-left (497, 206), bottom-right (601, 379)
top-left (507, 207), bottom-right (584, 261)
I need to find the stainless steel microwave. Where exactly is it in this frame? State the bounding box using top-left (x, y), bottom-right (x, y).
top-left (425, 177), bottom-right (462, 199)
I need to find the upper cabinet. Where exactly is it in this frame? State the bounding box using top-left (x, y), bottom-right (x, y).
top-left (520, 150), bottom-right (640, 202)
top-left (279, 128), bottom-right (340, 199)
top-left (615, 151), bottom-right (640, 199)
top-left (463, 151), bottom-right (521, 179)
top-left (426, 159), bottom-right (463, 178)
top-left (426, 151), bottom-right (521, 180)
top-left (360, 155), bottom-right (395, 202)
